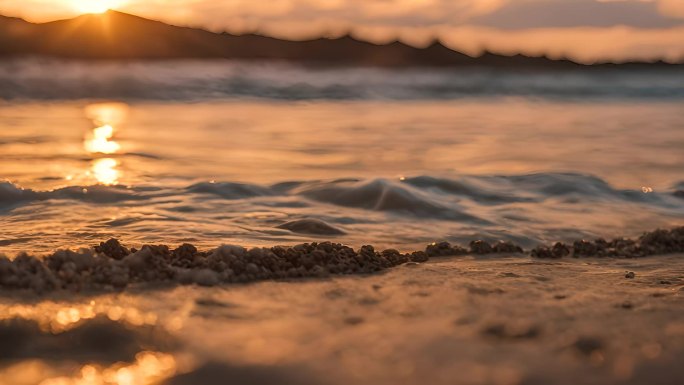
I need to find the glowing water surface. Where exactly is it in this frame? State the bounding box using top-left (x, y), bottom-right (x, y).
top-left (0, 100), bottom-right (682, 254)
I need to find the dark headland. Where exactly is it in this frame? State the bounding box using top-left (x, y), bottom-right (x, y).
top-left (0, 10), bottom-right (681, 68)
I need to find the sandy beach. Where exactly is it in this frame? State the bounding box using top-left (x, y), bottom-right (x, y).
top-left (1, 249), bottom-right (684, 385)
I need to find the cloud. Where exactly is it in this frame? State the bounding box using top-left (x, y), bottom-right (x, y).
top-left (598, 0), bottom-right (684, 19)
top-left (116, 0), bottom-right (684, 29)
top-left (118, 0), bottom-right (511, 29)
top-left (436, 25), bottom-right (684, 63)
top-left (659, 0), bottom-right (684, 18)
top-left (3, 0), bottom-right (683, 27)
top-left (470, 0), bottom-right (682, 28)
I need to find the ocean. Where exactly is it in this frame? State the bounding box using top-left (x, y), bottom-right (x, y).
top-left (1, 60), bottom-right (683, 255)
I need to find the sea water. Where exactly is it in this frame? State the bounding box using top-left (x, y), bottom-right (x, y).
top-left (1, 60), bottom-right (683, 255)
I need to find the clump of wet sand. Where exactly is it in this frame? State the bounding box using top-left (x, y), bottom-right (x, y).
top-left (531, 227), bottom-right (684, 259)
top-left (0, 227), bottom-right (682, 293)
top-left (0, 241), bottom-right (421, 293)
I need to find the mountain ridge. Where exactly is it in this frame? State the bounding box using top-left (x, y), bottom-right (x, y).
top-left (0, 10), bottom-right (680, 68)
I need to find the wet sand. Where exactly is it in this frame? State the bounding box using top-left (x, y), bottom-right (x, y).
top-left (1, 227), bottom-right (683, 293)
top-left (1, 248), bottom-right (684, 384)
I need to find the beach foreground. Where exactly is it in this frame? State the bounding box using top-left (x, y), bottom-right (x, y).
top-left (1, 250), bottom-right (684, 385)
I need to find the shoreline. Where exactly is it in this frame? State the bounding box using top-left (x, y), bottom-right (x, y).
top-left (1, 226), bottom-right (682, 294)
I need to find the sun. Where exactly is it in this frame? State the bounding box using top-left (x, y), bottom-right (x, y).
top-left (71, 0), bottom-right (125, 14)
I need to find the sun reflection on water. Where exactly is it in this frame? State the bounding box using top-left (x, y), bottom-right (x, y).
top-left (0, 301), bottom-right (162, 333)
top-left (91, 158), bottom-right (120, 185)
top-left (83, 103), bottom-right (128, 185)
top-left (36, 351), bottom-right (177, 385)
top-left (0, 352), bottom-right (177, 385)
top-left (0, 298), bottom-right (181, 385)
top-left (85, 124), bottom-right (121, 154)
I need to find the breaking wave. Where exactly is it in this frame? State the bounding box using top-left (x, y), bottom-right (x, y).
top-left (1, 173), bottom-right (683, 254)
top-left (1, 59), bottom-right (683, 101)
top-left (3, 173), bottom-right (681, 212)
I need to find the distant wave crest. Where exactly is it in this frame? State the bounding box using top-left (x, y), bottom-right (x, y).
top-left (1, 59), bottom-right (683, 101)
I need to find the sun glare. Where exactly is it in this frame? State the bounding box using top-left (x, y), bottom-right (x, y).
top-left (83, 102), bottom-right (127, 185)
top-left (91, 158), bottom-right (120, 185)
top-left (85, 124), bottom-right (121, 154)
top-left (71, 0), bottom-right (124, 14)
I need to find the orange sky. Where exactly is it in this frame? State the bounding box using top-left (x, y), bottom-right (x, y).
top-left (1, 0), bottom-right (683, 62)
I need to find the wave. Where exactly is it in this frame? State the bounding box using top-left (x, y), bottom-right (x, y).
top-left (277, 219), bottom-right (346, 235)
top-left (2, 173), bottom-right (682, 218)
top-left (0, 182), bottom-right (39, 205)
top-left (1, 173), bottom-right (682, 256)
top-left (0, 182), bottom-right (165, 207)
top-left (1, 59), bottom-right (683, 101)
top-left (187, 182), bottom-right (273, 200)
top-left (175, 173), bottom-right (684, 215)
top-left (281, 179), bottom-right (488, 222)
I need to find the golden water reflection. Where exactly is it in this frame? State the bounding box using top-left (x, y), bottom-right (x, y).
top-left (85, 124), bottom-right (121, 155)
top-left (83, 103), bottom-right (128, 185)
top-left (0, 300), bottom-right (180, 385)
top-left (91, 158), bottom-right (120, 185)
top-left (0, 352), bottom-right (177, 385)
top-left (0, 302), bottom-right (162, 333)
top-left (38, 352), bottom-right (177, 385)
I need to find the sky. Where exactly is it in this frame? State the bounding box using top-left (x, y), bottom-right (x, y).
top-left (1, 0), bottom-right (684, 62)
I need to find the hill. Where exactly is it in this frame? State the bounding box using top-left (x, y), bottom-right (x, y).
top-left (0, 10), bottom-right (679, 68)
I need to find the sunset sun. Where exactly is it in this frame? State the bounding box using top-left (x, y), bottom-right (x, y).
top-left (71, 0), bottom-right (124, 14)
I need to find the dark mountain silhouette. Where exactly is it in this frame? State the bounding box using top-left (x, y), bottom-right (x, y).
top-left (0, 10), bottom-right (679, 68)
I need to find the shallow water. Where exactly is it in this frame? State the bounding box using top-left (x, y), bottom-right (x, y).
top-left (1, 93), bottom-right (683, 255)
